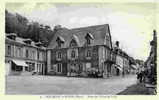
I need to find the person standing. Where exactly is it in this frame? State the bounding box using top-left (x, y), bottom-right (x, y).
top-left (139, 71), bottom-right (143, 83)
top-left (136, 72), bottom-right (140, 83)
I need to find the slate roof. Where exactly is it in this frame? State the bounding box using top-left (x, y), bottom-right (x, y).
top-left (48, 24), bottom-right (112, 49)
top-left (5, 33), bottom-right (46, 49)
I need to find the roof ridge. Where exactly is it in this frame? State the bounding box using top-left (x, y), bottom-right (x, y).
top-left (70, 24), bottom-right (109, 30)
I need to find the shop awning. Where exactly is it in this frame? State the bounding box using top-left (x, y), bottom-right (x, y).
top-left (12, 60), bottom-right (28, 66)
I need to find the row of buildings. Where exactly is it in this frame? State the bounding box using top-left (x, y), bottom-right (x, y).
top-left (5, 24), bottom-right (136, 77)
top-left (144, 30), bottom-right (157, 85)
top-left (5, 33), bottom-right (46, 75)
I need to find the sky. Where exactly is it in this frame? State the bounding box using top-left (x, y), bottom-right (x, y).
top-left (6, 3), bottom-right (158, 61)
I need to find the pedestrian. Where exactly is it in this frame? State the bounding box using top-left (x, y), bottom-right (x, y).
top-left (139, 72), bottom-right (143, 83)
top-left (136, 72), bottom-right (139, 83)
top-left (142, 70), bottom-right (146, 83)
top-left (122, 71), bottom-right (125, 77)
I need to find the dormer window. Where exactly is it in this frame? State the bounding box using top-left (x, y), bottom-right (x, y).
top-left (85, 32), bottom-right (94, 45)
top-left (70, 39), bottom-right (77, 47)
top-left (56, 36), bottom-right (65, 48)
top-left (70, 35), bottom-right (79, 47)
top-left (87, 39), bottom-right (91, 45)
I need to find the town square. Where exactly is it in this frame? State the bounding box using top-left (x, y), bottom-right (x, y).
top-left (5, 3), bottom-right (157, 95)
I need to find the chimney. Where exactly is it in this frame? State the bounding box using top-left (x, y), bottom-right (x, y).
top-left (153, 29), bottom-right (157, 40)
top-left (153, 29), bottom-right (156, 35)
top-left (115, 41), bottom-right (119, 47)
top-left (54, 25), bottom-right (62, 32)
top-left (150, 30), bottom-right (157, 46)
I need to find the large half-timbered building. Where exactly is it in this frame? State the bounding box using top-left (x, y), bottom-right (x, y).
top-left (47, 24), bottom-right (115, 77)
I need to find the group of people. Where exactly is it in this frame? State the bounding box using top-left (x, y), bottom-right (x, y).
top-left (136, 71), bottom-right (146, 83)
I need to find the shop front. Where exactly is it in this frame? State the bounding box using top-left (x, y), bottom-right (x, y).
top-left (10, 59), bottom-right (28, 75)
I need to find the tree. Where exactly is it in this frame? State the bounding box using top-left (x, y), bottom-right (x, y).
top-left (5, 10), bottom-right (55, 47)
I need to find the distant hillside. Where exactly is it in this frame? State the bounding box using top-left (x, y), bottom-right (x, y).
top-left (5, 10), bottom-right (56, 47)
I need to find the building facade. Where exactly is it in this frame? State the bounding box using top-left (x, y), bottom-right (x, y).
top-left (5, 33), bottom-right (46, 75)
top-left (47, 24), bottom-right (114, 77)
top-left (46, 24), bottom-right (131, 77)
top-left (144, 30), bottom-right (157, 85)
top-left (111, 41), bottom-right (130, 76)
top-left (5, 24), bottom-right (133, 77)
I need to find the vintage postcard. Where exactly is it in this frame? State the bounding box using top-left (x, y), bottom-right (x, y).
top-left (0, 0), bottom-right (158, 100)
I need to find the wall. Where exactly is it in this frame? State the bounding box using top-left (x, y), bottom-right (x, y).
top-left (98, 46), bottom-right (105, 72)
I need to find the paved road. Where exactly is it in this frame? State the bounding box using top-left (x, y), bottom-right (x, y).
top-left (6, 75), bottom-right (137, 95)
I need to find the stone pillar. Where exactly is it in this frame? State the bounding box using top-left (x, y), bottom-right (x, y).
top-left (47, 50), bottom-right (51, 73)
top-left (42, 63), bottom-right (44, 75)
top-left (35, 62), bottom-right (37, 72)
top-left (6, 61), bottom-right (11, 75)
top-left (13, 45), bottom-right (16, 57)
top-left (41, 64), bottom-right (42, 74)
top-left (23, 66), bottom-right (25, 72)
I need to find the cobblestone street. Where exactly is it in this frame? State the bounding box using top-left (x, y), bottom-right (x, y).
top-left (6, 75), bottom-right (137, 95)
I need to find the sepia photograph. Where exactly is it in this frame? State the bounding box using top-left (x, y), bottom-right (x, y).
top-left (4, 2), bottom-right (157, 95)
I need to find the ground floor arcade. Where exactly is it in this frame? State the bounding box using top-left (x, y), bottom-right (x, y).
top-left (48, 61), bottom-right (126, 78)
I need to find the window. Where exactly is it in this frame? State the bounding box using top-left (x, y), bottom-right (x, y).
top-left (37, 51), bottom-right (40, 60)
top-left (57, 63), bottom-right (62, 72)
top-left (25, 67), bottom-right (29, 71)
top-left (17, 47), bottom-right (21, 57)
top-left (39, 52), bottom-right (42, 60)
top-left (56, 36), bottom-right (65, 48)
top-left (105, 34), bottom-right (110, 47)
top-left (31, 63), bottom-right (35, 71)
top-left (51, 65), bottom-right (54, 70)
top-left (57, 52), bottom-right (62, 60)
top-left (79, 64), bottom-right (83, 72)
top-left (86, 63), bottom-right (91, 69)
top-left (70, 39), bottom-right (77, 47)
top-left (7, 45), bottom-right (11, 56)
top-left (32, 51), bottom-right (35, 59)
top-left (87, 39), bottom-right (91, 45)
top-left (86, 50), bottom-right (91, 57)
top-left (70, 42), bottom-right (75, 47)
top-left (27, 62), bottom-right (35, 72)
top-left (71, 50), bottom-right (76, 58)
top-left (57, 42), bottom-right (62, 47)
top-left (85, 33), bottom-right (93, 45)
top-left (26, 49), bottom-right (29, 58)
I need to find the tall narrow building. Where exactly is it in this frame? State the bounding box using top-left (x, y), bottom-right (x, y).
top-left (144, 30), bottom-right (157, 84)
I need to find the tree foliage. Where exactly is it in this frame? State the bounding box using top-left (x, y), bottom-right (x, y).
top-left (5, 10), bottom-right (56, 46)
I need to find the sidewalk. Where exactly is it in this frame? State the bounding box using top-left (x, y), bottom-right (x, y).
top-left (117, 83), bottom-right (156, 95)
